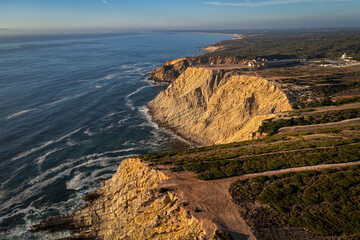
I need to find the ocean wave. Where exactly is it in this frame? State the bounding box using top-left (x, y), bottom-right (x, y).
top-left (66, 172), bottom-right (88, 191)
top-left (6, 108), bottom-right (38, 120)
top-left (79, 148), bottom-right (138, 159)
top-left (101, 73), bottom-right (120, 80)
top-left (1, 152), bottom-right (136, 217)
top-left (5, 93), bottom-right (85, 121)
top-left (125, 85), bottom-right (151, 110)
top-left (10, 127), bottom-right (83, 162)
top-left (84, 128), bottom-right (96, 137)
top-left (42, 93), bottom-right (85, 108)
top-left (137, 106), bottom-right (159, 129)
top-left (66, 139), bottom-right (77, 147)
top-left (138, 105), bottom-right (192, 147)
top-left (66, 165), bottom-right (117, 191)
top-left (104, 123), bottom-right (115, 130)
top-left (35, 147), bottom-right (64, 171)
top-left (118, 115), bottom-right (132, 125)
top-left (147, 80), bottom-right (170, 86)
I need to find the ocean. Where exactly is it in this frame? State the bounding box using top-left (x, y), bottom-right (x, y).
top-left (0, 32), bottom-right (232, 239)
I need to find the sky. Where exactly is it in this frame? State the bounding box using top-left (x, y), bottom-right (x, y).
top-left (0, 0), bottom-right (360, 34)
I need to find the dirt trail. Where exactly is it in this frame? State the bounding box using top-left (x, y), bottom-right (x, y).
top-left (212, 142), bottom-right (359, 162)
top-left (274, 103), bottom-right (360, 120)
top-left (278, 118), bottom-right (360, 133)
top-left (153, 160), bottom-right (360, 240)
top-left (301, 102), bottom-right (360, 113)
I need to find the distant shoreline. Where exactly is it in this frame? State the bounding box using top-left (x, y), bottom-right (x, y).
top-left (187, 31), bottom-right (244, 40)
top-left (188, 31), bottom-right (244, 53)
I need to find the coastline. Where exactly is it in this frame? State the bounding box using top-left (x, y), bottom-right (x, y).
top-left (187, 31), bottom-right (244, 40)
top-left (197, 32), bottom-right (244, 53)
top-left (146, 105), bottom-right (208, 147)
top-left (140, 104), bottom-right (196, 147)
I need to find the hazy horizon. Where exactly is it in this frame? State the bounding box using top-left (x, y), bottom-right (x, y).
top-left (1, 0), bottom-right (360, 35)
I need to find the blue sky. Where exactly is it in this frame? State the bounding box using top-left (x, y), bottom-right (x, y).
top-left (0, 0), bottom-right (359, 33)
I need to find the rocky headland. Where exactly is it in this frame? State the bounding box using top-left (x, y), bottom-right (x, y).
top-left (148, 67), bottom-right (292, 145)
top-left (31, 158), bottom-right (206, 239)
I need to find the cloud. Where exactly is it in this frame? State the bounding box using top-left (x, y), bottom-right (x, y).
top-left (101, 0), bottom-right (114, 9)
top-left (205, 0), bottom-right (352, 7)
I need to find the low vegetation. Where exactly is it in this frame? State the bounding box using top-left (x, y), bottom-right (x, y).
top-left (205, 29), bottom-right (360, 61)
top-left (229, 166), bottom-right (360, 236)
top-left (258, 108), bottom-right (360, 135)
top-left (144, 126), bottom-right (360, 180)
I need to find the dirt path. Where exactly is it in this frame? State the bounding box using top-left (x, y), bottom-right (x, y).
top-left (222, 160), bottom-right (360, 183)
top-left (211, 142), bottom-right (359, 162)
top-left (154, 159), bottom-right (360, 240)
top-left (274, 103), bottom-right (360, 120)
top-left (278, 118), bottom-right (360, 134)
top-left (302, 102), bottom-right (360, 113)
top-left (157, 168), bottom-right (257, 240)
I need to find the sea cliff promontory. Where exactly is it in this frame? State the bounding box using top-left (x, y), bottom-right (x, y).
top-left (148, 67), bottom-right (292, 145)
top-left (31, 158), bottom-right (255, 239)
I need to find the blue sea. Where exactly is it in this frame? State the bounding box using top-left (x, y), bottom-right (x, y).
top-left (0, 32), bottom-right (232, 239)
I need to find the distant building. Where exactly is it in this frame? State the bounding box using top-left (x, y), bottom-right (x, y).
top-left (248, 58), bottom-right (307, 69)
top-left (341, 53), bottom-right (348, 60)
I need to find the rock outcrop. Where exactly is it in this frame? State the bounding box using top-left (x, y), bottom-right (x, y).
top-left (148, 67), bottom-right (292, 145)
top-left (31, 158), bottom-right (204, 240)
top-left (32, 158), bottom-right (257, 240)
top-left (149, 56), bottom-right (243, 83)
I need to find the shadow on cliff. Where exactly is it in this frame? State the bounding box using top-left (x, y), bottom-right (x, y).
top-left (228, 231), bottom-right (251, 240)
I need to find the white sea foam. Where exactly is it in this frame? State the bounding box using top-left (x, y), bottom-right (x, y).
top-left (6, 108), bottom-right (38, 120)
top-left (138, 106), bottom-right (159, 129)
top-left (101, 73), bottom-right (119, 80)
top-left (105, 112), bottom-right (116, 118)
top-left (66, 165), bottom-right (117, 191)
top-left (125, 85), bottom-right (151, 110)
top-left (66, 139), bottom-right (77, 147)
top-left (42, 93), bottom-right (85, 108)
top-left (35, 147), bottom-right (64, 171)
top-left (118, 115), bottom-right (131, 125)
top-left (84, 128), bottom-right (96, 137)
top-left (10, 127), bottom-right (83, 162)
top-left (138, 105), bottom-right (192, 147)
top-left (66, 172), bottom-right (88, 191)
top-left (105, 123), bottom-right (115, 130)
top-left (5, 93), bottom-right (86, 121)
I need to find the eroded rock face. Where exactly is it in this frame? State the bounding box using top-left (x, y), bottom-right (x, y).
top-left (31, 158), bottom-right (204, 240)
top-left (148, 67), bottom-right (292, 145)
top-left (149, 56), bottom-right (243, 83)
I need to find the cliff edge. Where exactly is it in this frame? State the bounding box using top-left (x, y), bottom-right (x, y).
top-left (148, 67), bottom-right (292, 145)
top-left (149, 56), bottom-right (243, 83)
top-left (31, 158), bottom-right (255, 240)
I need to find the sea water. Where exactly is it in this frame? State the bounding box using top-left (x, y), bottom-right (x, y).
top-left (0, 32), bottom-right (232, 239)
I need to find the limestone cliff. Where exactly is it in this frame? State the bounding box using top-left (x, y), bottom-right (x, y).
top-left (149, 56), bottom-right (243, 82)
top-left (31, 158), bottom-right (204, 240)
top-left (148, 67), bottom-right (292, 145)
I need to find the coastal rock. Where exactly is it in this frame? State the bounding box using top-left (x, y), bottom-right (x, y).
top-left (31, 158), bottom-right (204, 240)
top-left (148, 67), bottom-right (292, 145)
top-left (149, 56), bottom-right (243, 82)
